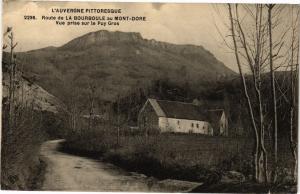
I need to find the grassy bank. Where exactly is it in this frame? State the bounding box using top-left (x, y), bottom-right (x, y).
top-left (61, 125), bottom-right (297, 193)
top-left (60, 129), bottom-right (255, 184)
top-left (1, 109), bottom-right (61, 190)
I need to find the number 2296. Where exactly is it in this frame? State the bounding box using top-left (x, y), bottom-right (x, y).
top-left (24, 16), bottom-right (36, 20)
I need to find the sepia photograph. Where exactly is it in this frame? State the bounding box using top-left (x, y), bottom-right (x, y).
top-left (1, 1), bottom-right (299, 193)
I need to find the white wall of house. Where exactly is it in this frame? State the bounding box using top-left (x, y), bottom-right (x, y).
top-left (158, 117), bottom-right (213, 135)
top-left (158, 117), bottom-right (169, 131)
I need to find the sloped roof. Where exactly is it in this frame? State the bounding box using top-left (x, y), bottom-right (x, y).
top-left (207, 109), bottom-right (224, 124)
top-left (145, 98), bottom-right (225, 122)
top-left (148, 98), bottom-right (166, 117)
top-left (154, 99), bottom-right (207, 120)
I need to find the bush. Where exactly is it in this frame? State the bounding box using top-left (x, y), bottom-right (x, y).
top-left (1, 107), bottom-right (48, 190)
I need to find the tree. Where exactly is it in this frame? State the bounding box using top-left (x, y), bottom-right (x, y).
top-left (60, 75), bottom-right (86, 135)
top-left (3, 27), bottom-right (18, 132)
top-left (116, 94), bottom-right (120, 145)
top-left (289, 6), bottom-right (299, 182)
top-left (265, 4), bottom-right (299, 183)
top-left (226, 4), bottom-right (298, 183)
top-left (266, 4), bottom-right (278, 182)
top-left (87, 83), bottom-right (96, 131)
top-left (227, 4), bottom-right (269, 183)
top-left (279, 5), bottom-right (300, 182)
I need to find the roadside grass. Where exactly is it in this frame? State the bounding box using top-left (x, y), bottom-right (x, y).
top-left (61, 125), bottom-right (297, 193)
top-left (1, 108), bottom-right (62, 190)
top-left (190, 181), bottom-right (297, 193)
top-left (60, 127), bottom-right (253, 183)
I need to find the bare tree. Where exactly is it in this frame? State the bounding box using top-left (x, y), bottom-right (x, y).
top-left (116, 94), bottom-right (120, 145)
top-left (266, 4), bottom-right (278, 182)
top-left (226, 4), bottom-right (299, 183)
top-left (228, 4), bottom-right (270, 183)
top-left (59, 76), bottom-right (86, 135)
top-left (69, 89), bottom-right (84, 133)
top-left (287, 5), bottom-right (299, 182)
top-left (87, 83), bottom-right (96, 131)
top-left (4, 27), bottom-right (18, 132)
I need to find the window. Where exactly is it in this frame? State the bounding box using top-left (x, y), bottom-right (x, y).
top-left (196, 124), bottom-right (199, 128)
top-left (203, 126), bottom-right (205, 129)
top-left (177, 120), bottom-right (180, 125)
top-left (191, 123), bottom-right (194, 127)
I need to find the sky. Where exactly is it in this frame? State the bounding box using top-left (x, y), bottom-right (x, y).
top-left (2, 1), bottom-right (297, 73)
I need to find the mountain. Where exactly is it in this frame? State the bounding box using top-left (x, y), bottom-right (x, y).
top-left (16, 30), bottom-right (236, 102)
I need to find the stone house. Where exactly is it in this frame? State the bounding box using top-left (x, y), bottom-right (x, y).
top-left (138, 98), bottom-right (228, 135)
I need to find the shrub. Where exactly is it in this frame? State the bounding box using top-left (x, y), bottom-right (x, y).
top-left (1, 107), bottom-right (49, 190)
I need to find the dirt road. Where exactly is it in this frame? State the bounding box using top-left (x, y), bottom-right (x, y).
top-left (40, 140), bottom-right (201, 192)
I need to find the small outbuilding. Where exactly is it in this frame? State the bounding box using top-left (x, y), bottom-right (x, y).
top-left (207, 109), bottom-right (228, 136)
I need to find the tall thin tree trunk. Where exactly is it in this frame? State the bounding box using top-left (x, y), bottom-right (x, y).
top-left (289, 11), bottom-right (298, 181)
top-left (8, 32), bottom-right (15, 132)
top-left (255, 5), bottom-right (268, 183)
top-left (290, 106), bottom-right (297, 181)
top-left (228, 4), bottom-right (260, 181)
top-left (267, 4), bottom-right (278, 182)
top-left (117, 95), bottom-right (120, 145)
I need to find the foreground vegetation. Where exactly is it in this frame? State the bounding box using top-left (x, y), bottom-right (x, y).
top-left (1, 107), bottom-right (62, 189)
top-left (60, 125), bottom-right (296, 192)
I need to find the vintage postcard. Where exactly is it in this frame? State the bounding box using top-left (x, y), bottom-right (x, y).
top-left (1, 1), bottom-right (299, 193)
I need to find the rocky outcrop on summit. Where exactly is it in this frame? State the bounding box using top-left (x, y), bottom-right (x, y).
top-left (60, 30), bottom-right (143, 51)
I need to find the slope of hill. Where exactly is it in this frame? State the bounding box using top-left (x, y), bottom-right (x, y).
top-left (2, 72), bottom-right (64, 113)
top-left (16, 30), bottom-right (236, 102)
